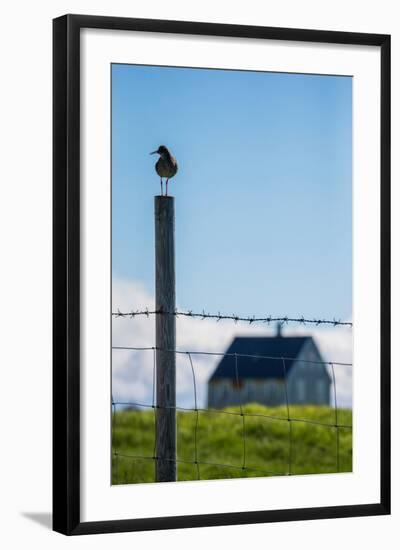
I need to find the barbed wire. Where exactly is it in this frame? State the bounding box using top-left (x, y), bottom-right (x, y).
top-left (112, 346), bottom-right (352, 484)
top-left (112, 308), bottom-right (352, 327)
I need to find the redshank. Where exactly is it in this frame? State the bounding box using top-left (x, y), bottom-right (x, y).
top-left (150, 145), bottom-right (178, 196)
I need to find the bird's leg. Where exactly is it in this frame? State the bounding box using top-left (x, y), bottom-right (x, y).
top-left (166, 178), bottom-right (169, 196)
top-left (160, 178), bottom-right (163, 196)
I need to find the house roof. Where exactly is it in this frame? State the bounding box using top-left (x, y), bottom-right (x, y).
top-left (209, 336), bottom-right (315, 381)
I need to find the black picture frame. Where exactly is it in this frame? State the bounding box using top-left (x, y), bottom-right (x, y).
top-left (53, 14), bottom-right (391, 535)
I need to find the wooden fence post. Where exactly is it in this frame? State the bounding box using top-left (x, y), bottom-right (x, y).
top-left (154, 196), bottom-right (176, 482)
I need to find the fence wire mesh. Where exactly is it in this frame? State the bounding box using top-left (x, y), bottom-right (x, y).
top-left (112, 343), bottom-right (352, 484)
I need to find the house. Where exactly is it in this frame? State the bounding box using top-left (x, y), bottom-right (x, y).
top-left (207, 327), bottom-right (331, 409)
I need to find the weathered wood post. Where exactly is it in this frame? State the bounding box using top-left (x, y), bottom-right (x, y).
top-left (155, 195), bottom-right (176, 482)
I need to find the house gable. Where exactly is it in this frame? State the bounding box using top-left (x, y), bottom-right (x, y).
top-left (287, 339), bottom-right (331, 404)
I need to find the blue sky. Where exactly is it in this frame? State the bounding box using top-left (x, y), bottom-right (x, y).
top-left (112, 64), bottom-right (352, 322)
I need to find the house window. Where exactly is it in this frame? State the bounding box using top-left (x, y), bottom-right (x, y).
top-left (297, 379), bottom-right (306, 402)
top-left (233, 378), bottom-right (244, 389)
top-left (316, 380), bottom-right (325, 403)
top-left (222, 384), bottom-right (228, 401)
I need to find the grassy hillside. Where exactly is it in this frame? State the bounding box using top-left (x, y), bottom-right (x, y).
top-left (112, 404), bottom-right (352, 484)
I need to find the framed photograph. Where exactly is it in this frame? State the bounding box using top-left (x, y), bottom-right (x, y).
top-left (53, 14), bottom-right (390, 535)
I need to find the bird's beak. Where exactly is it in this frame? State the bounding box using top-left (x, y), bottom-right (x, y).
top-left (150, 150), bottom-right (158, 155)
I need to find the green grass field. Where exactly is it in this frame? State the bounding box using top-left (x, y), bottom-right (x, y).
top-left (112, 404), bottom-right (352, 484)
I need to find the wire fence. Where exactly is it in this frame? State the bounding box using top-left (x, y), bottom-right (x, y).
top-left (112, 344), bottom-right (352, 483)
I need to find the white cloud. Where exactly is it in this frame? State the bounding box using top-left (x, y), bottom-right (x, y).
top-left (112, 277), bottom-right (352, 408)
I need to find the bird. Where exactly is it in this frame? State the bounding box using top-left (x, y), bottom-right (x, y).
top-left (150, 145), bottom-right (178, 196)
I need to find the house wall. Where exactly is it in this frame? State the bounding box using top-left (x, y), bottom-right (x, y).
top-left (208, 378), bottom-right (286, 409)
